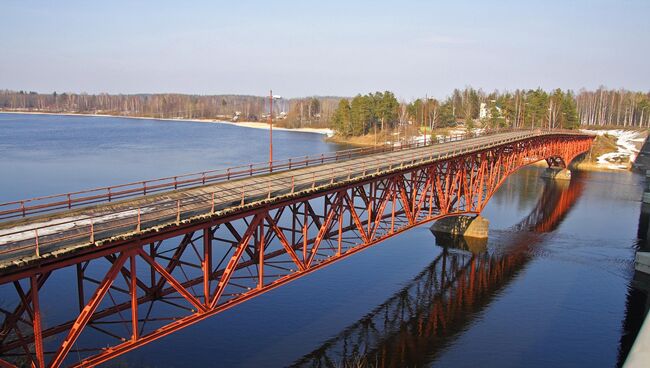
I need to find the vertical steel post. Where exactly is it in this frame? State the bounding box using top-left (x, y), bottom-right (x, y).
top-left (76, 263), bottom-right (85, 312)
top-left (390, 191), bottom-right (396, 234)
top-left (30, 275), bottom-right (45, 368)
top-left (149, 242), bottom-right (156, 287)
top-left (303, 202), bottom-right (308, 263)
top-left (291, 203), bottom-right (297, 247)
top-left (258, 220), bottom-right (264, 289)
top-left (367, 184), bottom-right (372, 235)
top-left (203, 227), bottom-right (212, 305)
top-left (130, 254), bottom-right (138, 341)
top-left (337, 202), bottom-right (343, 256)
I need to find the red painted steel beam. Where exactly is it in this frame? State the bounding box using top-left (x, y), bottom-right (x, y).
top-left (0, 134), bottom-right (593, 367)
top-left (49, 251), bottom-right (130, 368)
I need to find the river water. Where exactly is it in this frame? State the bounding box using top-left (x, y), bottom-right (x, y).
top-left (0, 113), bottom-right (646, 367)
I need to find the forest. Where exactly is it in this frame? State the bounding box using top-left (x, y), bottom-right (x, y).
top-left (0, 91), bottom-right (340, 128)
top-left (1, 87), bottom-right (648, 136)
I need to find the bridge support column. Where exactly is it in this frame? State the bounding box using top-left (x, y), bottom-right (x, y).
top-left (430, 215), bottom-right (489, 239)
top-left (541, 167), bottom-right (571, 181)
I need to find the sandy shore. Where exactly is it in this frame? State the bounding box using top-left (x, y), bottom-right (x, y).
top-left (218, 120), bottom-right (334, 136)
top-left (0, 110), bottom-right (334, 136)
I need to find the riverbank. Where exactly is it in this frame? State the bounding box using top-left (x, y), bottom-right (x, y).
top-left (579, 129), bottom-right (647, 170)
top-left (0, 110), bottom-right (335, 136)
top-left (327, 127), bottom-right (467, 147)
top-left (326, 134), bottom-right (384, 146)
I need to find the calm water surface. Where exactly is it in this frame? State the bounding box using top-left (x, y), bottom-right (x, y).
top-left (0, 113), bottom-right (646, 367)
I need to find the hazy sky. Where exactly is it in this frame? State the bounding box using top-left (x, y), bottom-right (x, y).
top-left (1, 0), bottom-right (648, 99)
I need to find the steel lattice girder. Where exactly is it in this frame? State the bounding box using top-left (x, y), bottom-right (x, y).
top-left (291, 173), bottom-right (585, 367)
top-left (0, 134), bottom-right (592, 367)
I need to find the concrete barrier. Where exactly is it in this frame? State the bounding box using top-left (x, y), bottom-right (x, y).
top-left (637, 252), bottom-right (650, 275)
top-left (624, 310), bottom-right (650, 367)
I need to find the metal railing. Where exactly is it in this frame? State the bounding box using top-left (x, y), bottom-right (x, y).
top-left (0, 130), bottom-right (491, 221)
top-left (0, 129), bottom-right (594, 263)
top-left (0, 128), bottom-right (588, 222)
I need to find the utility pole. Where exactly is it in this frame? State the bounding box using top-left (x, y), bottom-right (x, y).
top-left (269, 89), bottom-right (273, 171)
top-left (268, 91), bottom-right (282, 171)
top-left (374, 124), bottom-right (377, 146)
top-left (424, 94), bottom-right (428, 145)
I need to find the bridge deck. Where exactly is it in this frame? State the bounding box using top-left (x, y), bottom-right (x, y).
top-left (0, 130), bottom-right (582, 274)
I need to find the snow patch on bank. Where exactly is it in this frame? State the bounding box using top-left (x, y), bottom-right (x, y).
top-left (212, 120), bottom-right (335, 137)
top-left (581, 129), bottom-right (646, 170)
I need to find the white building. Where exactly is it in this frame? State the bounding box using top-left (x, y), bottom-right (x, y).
top-left (479, 102), bottom-right (502, 120)
top-left (479, 103), bottom-right (488, 119)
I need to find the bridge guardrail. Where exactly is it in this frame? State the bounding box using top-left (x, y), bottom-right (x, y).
top-left (0, 130), bottom-right (594, 263)
top-left (0, 128), bottom-right (570, 221)
top-left (0, 135), bottom-right (469, 221)
top-left (0, 128), bottom-right (589, 223)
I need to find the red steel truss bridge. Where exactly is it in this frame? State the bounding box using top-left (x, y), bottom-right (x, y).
top-left (0, 129), bottom-right (593, 367)
top-left (290, 173), bottom-right (585, 367)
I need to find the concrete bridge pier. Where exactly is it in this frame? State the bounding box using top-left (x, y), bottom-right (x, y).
top-left (430, 215), bottom-right (489, 254)
top-left (430, 230), bottom-right (488, 254)
top-left (541, 167), bottom-right (572, 181)
top-left (430, 215), bottom-right (489, 239)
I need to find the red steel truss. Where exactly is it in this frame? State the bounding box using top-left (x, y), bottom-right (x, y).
top-left (0, 133), bottom-right (592, 367)
top-left (292, 173), bottom-right (585, 367)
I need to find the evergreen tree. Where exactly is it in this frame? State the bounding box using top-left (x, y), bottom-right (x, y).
top-left (560, 91), bottom-right (579, 129)
top-left (331, 99), bottom-right (352, 136)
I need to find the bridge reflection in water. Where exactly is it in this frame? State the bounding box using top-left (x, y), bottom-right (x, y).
top-left (291, 176), bottom-right (584, 368)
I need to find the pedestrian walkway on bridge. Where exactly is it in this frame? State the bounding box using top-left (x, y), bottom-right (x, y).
top-left (0, 130), bottom-right (587, 275)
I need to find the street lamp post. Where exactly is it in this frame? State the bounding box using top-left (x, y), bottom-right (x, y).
top-left (268, 90), bottom-right (281, 171)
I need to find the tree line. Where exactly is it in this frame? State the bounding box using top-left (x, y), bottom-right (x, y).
top-left (1, 87), bottom-right (648, 134)
top-left (0, 90), bottom-right (341, 125)
top-left (575, 88), bottom-right (650, 127)
top-left (330, 88), bottom-right (581, 137)
top-left (330, 91), bottom-right (399, 136)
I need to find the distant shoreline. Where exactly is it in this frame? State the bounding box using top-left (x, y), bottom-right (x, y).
top-left (1, 110), bottom-right (642, 172)
top-left (0, 110), bottom-right (334, 136)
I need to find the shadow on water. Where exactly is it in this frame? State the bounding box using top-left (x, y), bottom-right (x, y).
top-left (618, 273), bottom-right (650, 367)
top-left (617, 189), bottom-right (650, 366)
top-left (290, 175), bottom-right (585, 368)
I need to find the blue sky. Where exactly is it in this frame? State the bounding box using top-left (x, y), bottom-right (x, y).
top-left (1, 0), bottom-right (648, 99)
